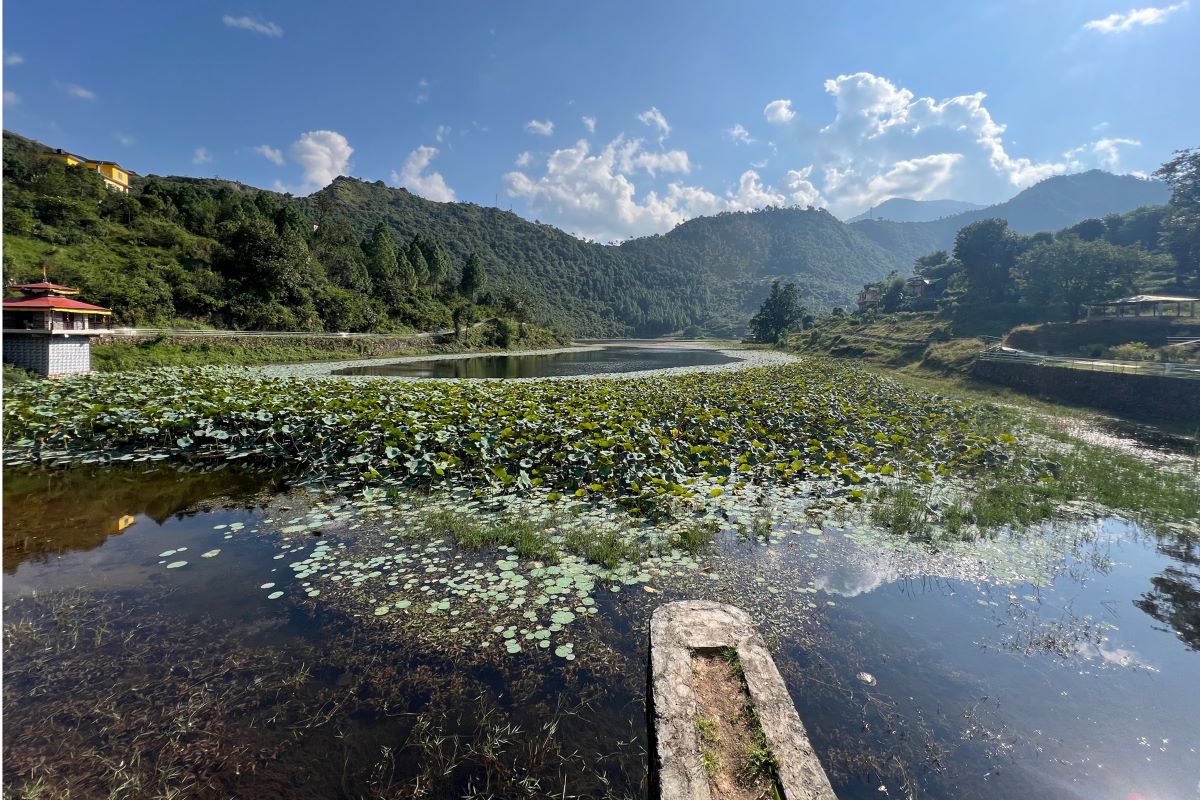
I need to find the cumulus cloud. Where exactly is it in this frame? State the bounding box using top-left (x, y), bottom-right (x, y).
top-left (525, 119), bottom-right (555, 136)
top-left (782, 166), bottom-right (824, 207)
top-left (514, 151), bottom-right (533, 168)
top-left (791, 71), bottom-right (1087, 215)
top-left (193, 147), bottom-right (213, 165)
top-left (392, 145), bottom-right (456, 202)
top-left (637, 107), bottom-right (671, 142)
top-left (222, 15), bottom-right (284, 37)
top-left (764, 99), bottom-right (795, 124)
top-left (504, 135), bottom-right (822, 241)
top-left (4, 90), bottom-right (19, 106)
top-left (64, 83), bottom-right (95, 100)
top-left (729, 123), bottom-right (755, 145)
top-left (1084, 2), bottom-right (1188, 33)
top-left (289, 130), bottom-right (352, 192)
top-left (582, 115), bottom-right (596, 133)
top-left (5, 53), bottom-right (23, 66)
top-left (1065, 137), bottom-right (1141, 171)
top-left (255, 144), bottom-right (285, 166)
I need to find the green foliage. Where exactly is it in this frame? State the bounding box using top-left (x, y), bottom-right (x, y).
top-left (749, 281), bottom-right (804, 343)
top-left (460, 252), bottom-right (486, 299)
top-left (1154, 146), bottom-right (1200, 287)
top-left (1013, 236), bottom-right (1154, 321)
top-left (954, 219), bottom-right (1020, 304)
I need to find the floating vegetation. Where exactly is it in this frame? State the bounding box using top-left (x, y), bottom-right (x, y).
top-left (2, 362), bottom-right (1033, 519)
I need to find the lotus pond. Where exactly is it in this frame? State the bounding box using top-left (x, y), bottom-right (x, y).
top-left (3, 356), bottom-right (1199, 798)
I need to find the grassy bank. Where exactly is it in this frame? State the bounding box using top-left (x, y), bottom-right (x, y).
top-left (90, 321), bottom-right (567, 371)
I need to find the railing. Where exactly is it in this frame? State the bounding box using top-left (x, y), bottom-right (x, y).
top-left (978, 345), bottom-right (1200, 380)
top-left (100, 327), bottom-right (442, 339)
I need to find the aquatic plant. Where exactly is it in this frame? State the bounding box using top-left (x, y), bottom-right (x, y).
top-left (2, 361), bottom-right (1030, 518)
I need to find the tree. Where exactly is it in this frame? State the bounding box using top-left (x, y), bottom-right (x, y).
top-left (1014, 237), bottom-right (1144, 321)
top-left (953, 219), bottom-right (1021, 304)
top-left (406, 240), bottom-right (430, 289)
top-left (427, 241), bottom-right (453, 290)
top-left (460, 252), bottom-right (486, 298)
top-left (748, 281), bottom-right (803, 343)
top-left (1154, 146), bottom-right (1200, 286)
top-left (877, 271), bottom-right (905, 312)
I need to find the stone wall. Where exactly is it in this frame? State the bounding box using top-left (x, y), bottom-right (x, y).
top-left (48, 337), bottom-right (91, 375)
top-left (973, 359), bottom-right (1200, 425)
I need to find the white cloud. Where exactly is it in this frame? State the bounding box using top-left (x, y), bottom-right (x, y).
top-left (5, 53), bottom-right (23, 66)
top-left (515, 151), bottom-right (533, 168)
top-left (193, 147), bottom-right (213, 165)
top-left (222, 14), bottom-right (284, 37)
top-left (1065, 137), bottom-right (1141, 171)
top-left (255, 144), bottom-right (285, 166)
top-left (415, 78), bottom-right (430, 104)
top-left (64, 83), bottom-right (95, 100)
top-left (434, 125), bottom-right (451, 143)
top-left (392, 145), bottom-right (456, 202)
top-left (1093, 121), bottom-right (1111, 132)
top-left (525, 119), bottom-right (555, 136)
top-left (782, 166), bottom-right (825, 207)
top-left (764, 99), bottom-right (795, 124)
top-left (1084, 2), bottom-right (1188, 33)
top-left (631, 148), bottom-right (691, 177)
top-left (115, 132), bottom-right (136, 146)
top-left (729, 123), bottom-right (755, 145)
top-left (504, 135), bottom-right (823, 241)
top-left (798, 71), bottom-right (1079, 215)
top-left (637, 106), bottom-right (670, 142)
top-left (3, 90), bottom-right (19, 106)
top-left (582, 115), bottom-right (596, 133)
top-left (289, 130), bottom-right (352, 191)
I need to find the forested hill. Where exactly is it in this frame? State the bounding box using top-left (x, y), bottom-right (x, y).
top-left (0, 130), bottom-right (1173, 335)
top-left (618, 207), bottom-right (905, 319)
top-left (850, 170), bottom-right (1171, 266)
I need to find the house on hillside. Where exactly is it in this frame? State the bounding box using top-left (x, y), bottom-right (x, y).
top-left (48, 148), bottom-right (131, 193)
top-left (904, 275), bottom-right (946, 309)
top-left (856, 284), bottom-right (881, 313)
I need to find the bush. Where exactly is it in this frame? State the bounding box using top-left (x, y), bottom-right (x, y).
top-left (1106, 341), bottom-right (1157, 361)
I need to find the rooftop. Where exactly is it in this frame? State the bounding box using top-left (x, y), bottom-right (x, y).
top-left (2, 295), bottom-right (112, 314)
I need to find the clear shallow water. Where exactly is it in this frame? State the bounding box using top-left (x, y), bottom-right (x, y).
top-left (331, 346), bottom-right (738, 378)
top-left (4, 467), bottom-right (1199, 798)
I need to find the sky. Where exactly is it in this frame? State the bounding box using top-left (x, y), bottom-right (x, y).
top-left (2, 1), bottom-right (1197, 241)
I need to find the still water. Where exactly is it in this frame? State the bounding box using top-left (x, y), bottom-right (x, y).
top-left (3, 465), bottom-right (1198, 798)
top-left (331, 346), bottom-right (738, 379)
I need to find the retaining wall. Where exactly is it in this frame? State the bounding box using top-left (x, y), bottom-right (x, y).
top-left (973, 359), bottom-right (1200, 425)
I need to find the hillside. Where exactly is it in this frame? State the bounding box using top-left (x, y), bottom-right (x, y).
top-left (847, 198), bottom-right (986, 223)
top-left (2, 130), bottom-right (1173, 334)
top-left (851, 171), bottom-right (1171, 265)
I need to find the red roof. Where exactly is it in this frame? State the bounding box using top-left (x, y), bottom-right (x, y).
top-left (10, 281), bottom-right (80, 295)
top-left (2, 296), bottom-right (112, 313)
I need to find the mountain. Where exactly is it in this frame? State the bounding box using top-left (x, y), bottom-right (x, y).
top-left (1, 130), bottom-right (1173, 335)
top-left (847, 198), bottom-right (986, 224)
top-left (850, 170), bottom-right (1171, 266)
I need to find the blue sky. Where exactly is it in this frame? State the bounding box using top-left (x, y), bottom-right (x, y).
top-left (3, 1), bottom-right (1196, 240)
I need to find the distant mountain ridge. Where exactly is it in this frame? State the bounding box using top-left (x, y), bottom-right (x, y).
top-left (849, 170), bottom-right (1170, 265)
top-left (847, 198), bottom-right (986, 224)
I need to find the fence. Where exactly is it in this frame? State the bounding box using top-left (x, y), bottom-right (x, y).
top-left (977, 345), bottom-right (1200, 380)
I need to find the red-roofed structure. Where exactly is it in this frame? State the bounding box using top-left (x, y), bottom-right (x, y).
top-left (3, 279), bottom-right (113, 376)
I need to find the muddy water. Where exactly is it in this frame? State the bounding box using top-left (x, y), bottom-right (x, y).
top-left (3, 466), bottom-right (1198, 798)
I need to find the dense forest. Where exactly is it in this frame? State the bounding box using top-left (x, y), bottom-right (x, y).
top-left (1, 130), bottom-right (1177, 335)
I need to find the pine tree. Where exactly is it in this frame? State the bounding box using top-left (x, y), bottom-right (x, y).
top-left (407, 240), bottom-right (430, 288)
top-left (460, 252), bottom-right (485, 299)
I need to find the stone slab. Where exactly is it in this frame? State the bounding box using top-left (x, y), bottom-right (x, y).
top-left (650, 600), bottom-right (837, 800)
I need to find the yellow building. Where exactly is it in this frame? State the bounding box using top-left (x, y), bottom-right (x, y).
top-left (48, 148), bottom-right (131, 193)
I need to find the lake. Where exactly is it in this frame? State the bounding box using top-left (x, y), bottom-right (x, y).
top-left (4, 462), bottom-right (1198, 798)
top-left (331, 345), bottom-right (739, 378)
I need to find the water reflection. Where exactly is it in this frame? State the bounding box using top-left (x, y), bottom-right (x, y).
top-left (1136, 536), bottom-right (1200, 651)
top-left (2, 466), bottom-right (280, 572)
top-left (332, 346), bottom-right (736, 378)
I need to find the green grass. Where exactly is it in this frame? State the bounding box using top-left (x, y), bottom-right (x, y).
top-left (670, 520), bottom-right (719, 555)
top-left (561, 527), bottom-right (645, 569)
top-left (423, 511), bottom-right (560, 561)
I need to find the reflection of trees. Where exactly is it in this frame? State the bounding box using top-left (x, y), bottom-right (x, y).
top-left (3, 466), bottom-right (278, 572)
top-left (1135, 538), bottom-right (1200, 652)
